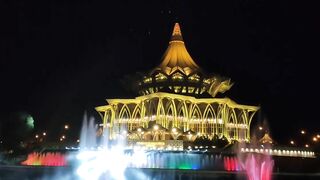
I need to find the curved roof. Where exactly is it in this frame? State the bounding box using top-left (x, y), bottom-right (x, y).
top-left (155, 23), bottom-right (200, 76)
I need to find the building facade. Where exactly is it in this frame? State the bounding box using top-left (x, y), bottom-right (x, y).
top-left (96, 23), bottom-right (259, 144)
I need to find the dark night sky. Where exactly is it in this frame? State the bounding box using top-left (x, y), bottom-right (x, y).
top-left (1, 1), bottom-right (319, 144)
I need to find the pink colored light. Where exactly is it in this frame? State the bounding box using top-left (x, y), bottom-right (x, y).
top-left (21, 152), bottom-right (67, 166)
top-left (224, 156), bottom-right (242, 172)
top-left (242, 154), bottom-right (274, 180)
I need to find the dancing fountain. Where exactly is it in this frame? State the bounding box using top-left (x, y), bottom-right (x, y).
top-left (241, 154), bottom-right (274, 180)
top-left (75, 115), bottom-right (272, 180)
top-left (76, 115), bottom-right (147, 180)
top-left (19, 114), bottom-right (276, 180)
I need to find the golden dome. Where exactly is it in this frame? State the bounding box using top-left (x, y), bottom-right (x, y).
top-left (155, 23), bottom-right (199, 76)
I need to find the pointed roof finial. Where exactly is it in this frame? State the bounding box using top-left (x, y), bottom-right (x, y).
top-left (171, 23), bottom-right (183, 42)
top-left (155, 22), bottom-right (199, 75)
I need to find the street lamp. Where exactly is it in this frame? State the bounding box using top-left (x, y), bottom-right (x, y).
top-left (301, 130), bottom-right (305, 134)
top-left (290, 140), bottom-right (294, 145)
top-left (305, 144), bottom-right (309, 148)
top-left (42, 132), bottom-right (46, 136)
top-left (259, 126), bottom-right (263, 131)
top-left (35, 134), bottom-right (39, 139)
top-left (64, 125), bottom-right (69, 130)
top-left (313, 137), bottom-right (317, 142)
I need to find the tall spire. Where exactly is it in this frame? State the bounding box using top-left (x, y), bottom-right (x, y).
top-left (155, 22), bottom-right (199, 75)
top-left (170, 23), bottom-right (183, 42)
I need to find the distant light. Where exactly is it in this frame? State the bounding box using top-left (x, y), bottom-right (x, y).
top-left (305, 144), bottom-right (309, 148)
top-left (77, 139), bottom-right (80, 143)
top-left (60, 138), bottom-right (63, 141)
top-left (43, 132), bottom-right (46, 136)
top-left (35, 134), bottom-right (39, 138)
top-left (290, 140), bottom-right (294, 145)
top-left (313, 137), bottom-right (317, 142)
top-left (172, 128), bottom-right (177, 133)
top-left (137, 128), bottom-right (141, 132)
top-left (62, 135), bottom-right (66, 139)
top-left (301, 130), bottom-right (305, 134)
top-left (26, 116), bottom-right (35, 129)
top-left (317, 134), bottom-right (320, 138)
top-left (197, 132), bottom-right (201, 136)
top-left (153, 125), bottom-right (159, 130)
top-left (259, 126), bottom-right (263, 131)
top-left (64, 125), bottom-right (69, 129)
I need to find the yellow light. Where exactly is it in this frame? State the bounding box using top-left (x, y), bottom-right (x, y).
top-left (137, 128), bottom-right (142, 132)
top-left (35, 134), bottom-right (39, 138)
top-left (64, 125), bottom-right (69, 129)
top-left (290, 140), bottom-right (294, 145)
top-left (172, 128), bottom-right (177, 133)
top-left (313, 137), bottom-right (317, 142)
top-left (301, 130), bottom-right (305, 134)
top-left (305, 144), bottom-right (309, 148)
top-left (317, 134), bottom-right (320, 138)
top-left (259, 126), bottom-right (263, 130)
top-left (43, 132), bottom-right (46, 136)
top-left (153, 125), bottom-right (159, 130)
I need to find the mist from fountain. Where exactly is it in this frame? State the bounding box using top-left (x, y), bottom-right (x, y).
top-left (240, 153), bottom-right (274, 180)
top-left (237, 121), bottom-right (274, 180)
top-left (76, 114), bottom-right (147, 180)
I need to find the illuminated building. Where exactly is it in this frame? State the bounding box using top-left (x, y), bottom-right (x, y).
top-left (96, 23), bottom-right (259, 146)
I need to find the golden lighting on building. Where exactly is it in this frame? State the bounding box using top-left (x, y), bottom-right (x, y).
top-left (95, 23), bottom-right (259, 143)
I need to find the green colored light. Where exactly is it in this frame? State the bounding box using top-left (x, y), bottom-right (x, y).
top-left (178, 163), bottom-right (193, 169)
top-left (26, 115), bottom-right (34, 129)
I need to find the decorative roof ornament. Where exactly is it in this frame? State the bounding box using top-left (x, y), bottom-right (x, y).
top-left (170, 23), bottom-right (183, 41)
top-left (259, 133), bottom-right (274, 144)
top-left (156, 23), bottom-right (199, 76)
